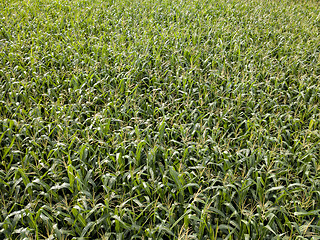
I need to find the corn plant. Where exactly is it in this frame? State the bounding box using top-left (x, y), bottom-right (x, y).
top-left (1, 0), bottom-right (320, 239)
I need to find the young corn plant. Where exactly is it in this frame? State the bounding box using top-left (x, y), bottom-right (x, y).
top-left (1, 0), bottom-right (320, 239)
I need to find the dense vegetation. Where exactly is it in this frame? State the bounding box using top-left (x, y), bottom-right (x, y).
top-left (1, 0), bottom-right (320, 239)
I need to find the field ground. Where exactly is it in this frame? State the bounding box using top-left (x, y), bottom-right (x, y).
top-left (1, 0), bottom-right (320, 239)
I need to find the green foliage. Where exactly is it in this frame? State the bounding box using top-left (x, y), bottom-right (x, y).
top-left (1, 0), bottom-right (320, 239)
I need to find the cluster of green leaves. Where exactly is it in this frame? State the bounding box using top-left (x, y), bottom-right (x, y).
top-left (1, 0), bottom-right (320, 239)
